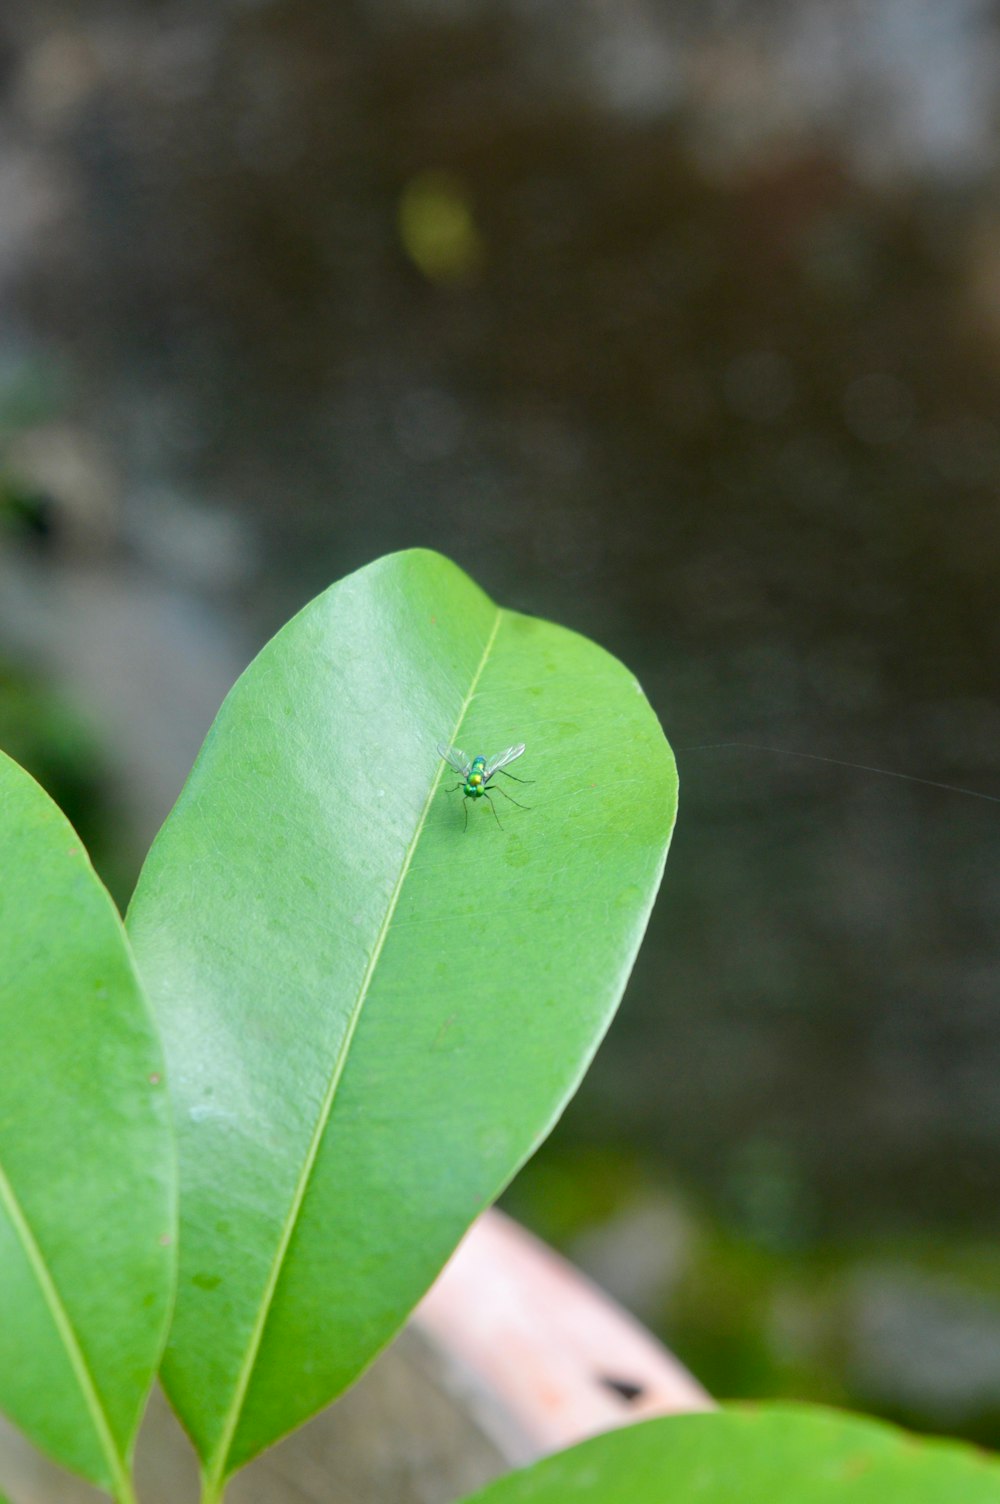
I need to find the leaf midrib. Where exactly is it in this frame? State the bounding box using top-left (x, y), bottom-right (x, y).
top-left (0, 1153), bottom-right (134, 1502)
top-left (202, 603), bottom-right (504, 1491)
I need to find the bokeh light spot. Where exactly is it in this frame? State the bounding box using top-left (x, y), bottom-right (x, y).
top-left (398, 169), bottom-right (485, 285)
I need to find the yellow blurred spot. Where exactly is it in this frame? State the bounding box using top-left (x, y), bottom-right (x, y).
top-left (398, 170), bottom-right (484, 285)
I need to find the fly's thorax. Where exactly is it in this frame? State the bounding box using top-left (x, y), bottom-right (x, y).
top-left (463, 755), bottom-right (487, 797)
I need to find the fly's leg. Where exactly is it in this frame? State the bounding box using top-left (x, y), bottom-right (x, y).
top-left (445, 783), bottom-right (462, 793)
top-left (463, 796), bottom-right (469, 832)
top-left (497, 770), bottom-right (534, 785)
top-left (483, 792), bottom-right (503, 829)
top-left (491, 782), bottom-right (530, 811)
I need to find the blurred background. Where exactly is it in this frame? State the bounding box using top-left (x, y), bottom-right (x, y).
top-left (2, 0), bottom-right (999, 1447)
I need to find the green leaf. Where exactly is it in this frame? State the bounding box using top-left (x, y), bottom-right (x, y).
top-left (0, 751), bottom-right (175, 1500)
top-left (456, 1406), bottom-right (1000, 1503)
top-left (126, 549), bottom-right (677, 1489)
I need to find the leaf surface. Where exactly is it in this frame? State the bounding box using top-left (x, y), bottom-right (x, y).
top-left (125, 549), bottom-right (677, 1486)
top-left (458, 1406), bottom-right (1000, 1503)
top-left (0, 751), bottom-right (175, 1496)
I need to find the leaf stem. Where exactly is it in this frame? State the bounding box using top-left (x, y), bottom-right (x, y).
top-left (113, 1476), bottom-right (140, 1504)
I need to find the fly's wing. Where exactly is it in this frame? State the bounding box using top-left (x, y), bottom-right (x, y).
top-left (484, 744), bottom-right (526, 779)
top-left (437, 743), bottom-right (472, 776)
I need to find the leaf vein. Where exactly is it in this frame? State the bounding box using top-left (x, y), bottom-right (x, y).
top-left (0, 1155), bottom-right (133, 1502)
top-left (203, 604), bottom-right (505, 1489)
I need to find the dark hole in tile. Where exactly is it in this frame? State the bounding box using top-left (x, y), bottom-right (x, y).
top-left (598, 1374), bottom-right (646, 1402)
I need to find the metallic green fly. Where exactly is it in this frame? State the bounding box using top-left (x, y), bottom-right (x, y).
top-left (437, 742), bottom-right (533, 829)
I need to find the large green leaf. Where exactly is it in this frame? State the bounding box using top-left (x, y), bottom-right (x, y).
top-left (126, 548), bottom-right (677, 1493)
top-left (457, 1406), bottom-right (1000, 1503)
top-left (0, 751), bottom-right (175, 1501)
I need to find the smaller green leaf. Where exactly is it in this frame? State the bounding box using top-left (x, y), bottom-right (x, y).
top-left (457, 1406), bottom-right (1000, 1503)
top-left (0, 751), bottom-right (176, 1498)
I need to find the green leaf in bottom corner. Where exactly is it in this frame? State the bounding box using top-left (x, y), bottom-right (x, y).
top-left (455, 1406), bottom-right (1000, 1503)
top-left (125, 548), bottom-right (678, 1489)
top-left (0, 751), bottom-right (175, 1497)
